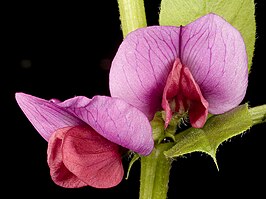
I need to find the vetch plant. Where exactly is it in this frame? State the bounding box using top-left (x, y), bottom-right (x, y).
top-left (15, 0), bottom-right (265, 198)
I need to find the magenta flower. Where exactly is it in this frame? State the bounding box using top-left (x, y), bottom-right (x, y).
top-left (109, 13), bottom-right (248, 128)
top-left (15, 93), bottom-right (153, 188)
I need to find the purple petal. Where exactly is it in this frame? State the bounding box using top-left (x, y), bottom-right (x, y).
top-left (181, 13), bottom-right (248, 114)
top-left (16, 93), bottom-right (154, 155)
top-left (110, 13), bottom-right (248, 119)
top-left (109, 26), bottom-right (181, 120)
top-left (58, 96), bottom-right (154, 156)
top-left (15, 92), bottom-right (84, 141)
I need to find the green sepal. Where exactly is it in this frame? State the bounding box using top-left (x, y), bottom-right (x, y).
top-left (150, 112), bottom-right (165, 142)
top-left (164, 103), bottom-right (253, 169)
top-left (125, 153), bottom-right (140, 180)
top-left (151, 111), bottom-right (189, 143)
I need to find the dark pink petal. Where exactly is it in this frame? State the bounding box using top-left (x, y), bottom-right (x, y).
top-left (58, 96), bottom-right (154, 156)
top-left (162, 59), bottom-right (208, 128)
top-left (47, 126), bottom-right (87, 188)
top-left (109, 26), bottom-right (181, 120)
top-left (47, 126), bottom-right (123, 188)
top-left (181, 13), bottom-right (248, 114)
top-left (15, 92), bottom-right (84, 141)
top-left (181, 64), bottom-right (209, 128)
top-left (162, 59), bottom-right (183, 127)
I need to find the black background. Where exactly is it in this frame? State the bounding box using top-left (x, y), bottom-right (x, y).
top-left (3, 0), bottom-right (266, 198)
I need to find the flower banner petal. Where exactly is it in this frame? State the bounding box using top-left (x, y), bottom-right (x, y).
top-left (15, 92), bottom-right (84, 141)
top-left (109, 26), bottom-right (181, 119)
top-left (110, 13), bottom-right (248, 122)
top-left (58, 96), bottom-right (154, 156)
top-left (180, 14), bottom-right (248, 114)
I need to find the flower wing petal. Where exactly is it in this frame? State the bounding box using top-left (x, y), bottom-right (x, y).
top-left (109, 26), bottom-right (181, 119)
top-left (15, 92), bottom-right (84, 141)
top-left (48, 126), bottom-right (124, 188)
top-left (181, 13), bottom-right (248, 114)
top-left (162, 59), bottom-right (209, 128)
top-left (47, 127), bottom-right (87, 188)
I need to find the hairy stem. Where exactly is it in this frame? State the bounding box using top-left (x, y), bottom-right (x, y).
top-left (139, 143), bottom-right (174, 199)
top-left (249, 104), bottom-right (266, 125)
top-left (117, 0), bottom-right (147, 38)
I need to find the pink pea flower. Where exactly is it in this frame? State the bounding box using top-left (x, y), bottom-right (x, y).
top-left (15, 93), bottom-right (153, 188)
top-left (109, 13), bottom-right (248, 128)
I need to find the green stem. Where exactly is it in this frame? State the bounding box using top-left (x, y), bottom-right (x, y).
top-left (117, 0), bottom-right (147, 38)
top-left (249, 104), bottom-right (266, 125)
top-left (139, 143), bottom-right (174, 199)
